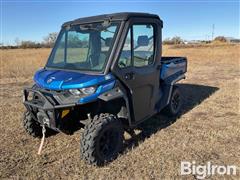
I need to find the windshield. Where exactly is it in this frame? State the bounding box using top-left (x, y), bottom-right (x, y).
top-left (46, 22), bottom-right (119, 72)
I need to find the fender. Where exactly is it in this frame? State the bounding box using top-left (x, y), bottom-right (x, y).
top-left (166, 74), bottom-right (185, 104)
top-left (156, 74), bottom-right (185, 112)
top-left (98, 81), bottom-right (134, 127)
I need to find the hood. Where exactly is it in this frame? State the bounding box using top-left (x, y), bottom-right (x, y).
top-left (34, 68), bottom-right (114, 90)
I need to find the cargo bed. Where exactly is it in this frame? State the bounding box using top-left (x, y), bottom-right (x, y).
top-left (160, 57), bottom-right (187, 80)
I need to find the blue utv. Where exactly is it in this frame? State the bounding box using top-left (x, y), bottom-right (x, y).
top-left (23, 12), bottom-right (187, 165)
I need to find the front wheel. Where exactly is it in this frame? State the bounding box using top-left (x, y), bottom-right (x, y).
top-left (23, 111), bottom-right (42, 138)
top-left (80, 113), bottom-right (124, 166)
top-left (162, 86), bottom-right (183, 117)
top-left (23, 110), bottom-right (55, 138)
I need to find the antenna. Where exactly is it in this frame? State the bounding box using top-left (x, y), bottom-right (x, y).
top-left (212, 24), bottom-right (215, 41)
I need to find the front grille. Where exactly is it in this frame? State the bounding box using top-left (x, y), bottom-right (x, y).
top-left (44, 93), bottom-right (59, 105)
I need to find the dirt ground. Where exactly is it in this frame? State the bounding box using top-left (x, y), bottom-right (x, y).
top-left (0, 44), bottom-right (240, 179)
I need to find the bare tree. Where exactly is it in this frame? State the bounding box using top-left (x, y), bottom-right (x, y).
top-left (171, 36), bottom-right (184, 44)
top-left (43, 32), bottom-right (58, 47)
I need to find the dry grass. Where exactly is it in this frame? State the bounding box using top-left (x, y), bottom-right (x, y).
top-left (0, 44), bottom-right (240, 179)
top-left (0, 48), bottom-right (49, 82)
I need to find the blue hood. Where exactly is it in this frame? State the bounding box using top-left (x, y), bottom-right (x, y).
top-left (34, 68), bottom-right (114, 90)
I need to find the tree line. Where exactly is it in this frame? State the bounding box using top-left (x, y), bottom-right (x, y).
top-left (2, 32), bottom-right (89, 49)
top-left (162, 36), bottom-right (230, 45)
top-left (1, 34), bottom-right (231, 49)
top-left (1, 32), bottom-right (58, 49)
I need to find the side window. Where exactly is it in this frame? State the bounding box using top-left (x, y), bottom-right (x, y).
top-left (118, 30), bottom-right (131, 68)
top-left (133, 25), bottom-right (154, 67)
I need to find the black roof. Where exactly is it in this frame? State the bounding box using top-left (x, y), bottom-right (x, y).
top-left (62, 12), bottom-right (161, 27)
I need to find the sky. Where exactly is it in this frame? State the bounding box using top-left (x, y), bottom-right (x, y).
top-left (1, 0), bottom-right (239, 45)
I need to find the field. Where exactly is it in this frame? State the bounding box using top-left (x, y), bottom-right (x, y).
top-left (0, 44), bottom-right (240, 179)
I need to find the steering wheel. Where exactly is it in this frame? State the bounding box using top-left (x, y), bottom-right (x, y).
top-left (119, 61), bottom-right (126, 68)
top-left (119, 57), bottom-right (130, 68)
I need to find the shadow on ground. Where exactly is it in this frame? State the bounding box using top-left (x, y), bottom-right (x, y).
top-left (124, 83), bottom-right (219, 150)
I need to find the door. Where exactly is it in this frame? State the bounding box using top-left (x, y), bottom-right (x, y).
top-left (113, 21), bottom-right (160, 123)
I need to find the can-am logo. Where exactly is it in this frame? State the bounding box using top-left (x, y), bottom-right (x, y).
top-left (47, 76), bottom-right (55, 84)
top-left (180, 161), bottom-right (237, 179)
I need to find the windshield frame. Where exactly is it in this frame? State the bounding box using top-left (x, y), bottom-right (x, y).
top-left (45, 21), bottom-right (121, 74)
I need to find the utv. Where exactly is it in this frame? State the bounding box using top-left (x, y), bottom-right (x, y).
top-left (23, 12), bottom-right (187, 165)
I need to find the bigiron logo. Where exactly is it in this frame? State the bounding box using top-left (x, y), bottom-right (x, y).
top-left (180, 161), bottom-right (238, 179)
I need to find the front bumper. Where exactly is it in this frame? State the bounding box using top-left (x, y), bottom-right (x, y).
top-left (23, 87), bottom-right (77, 131)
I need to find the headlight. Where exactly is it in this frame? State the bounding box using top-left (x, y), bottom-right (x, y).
top-left (81, 86), bottom-right (96, 94)
top-left (69, 89), bottom-right (81, 96)
top-left (69, 86), bottom-right (96, 96)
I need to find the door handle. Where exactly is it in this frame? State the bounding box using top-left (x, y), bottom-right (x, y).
top-left (124, 72), bottom-right (134, 80)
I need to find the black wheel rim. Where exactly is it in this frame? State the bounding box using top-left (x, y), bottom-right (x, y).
top-left (98, 129), bottom-right (120, 160)
top-left (171, 93), bottom-right (180, 112)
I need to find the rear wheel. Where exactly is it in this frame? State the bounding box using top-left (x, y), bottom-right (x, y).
top-left (80, 113), bottom-right (124, 166)
top-left (162, 86), bottom-right (182, 117)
